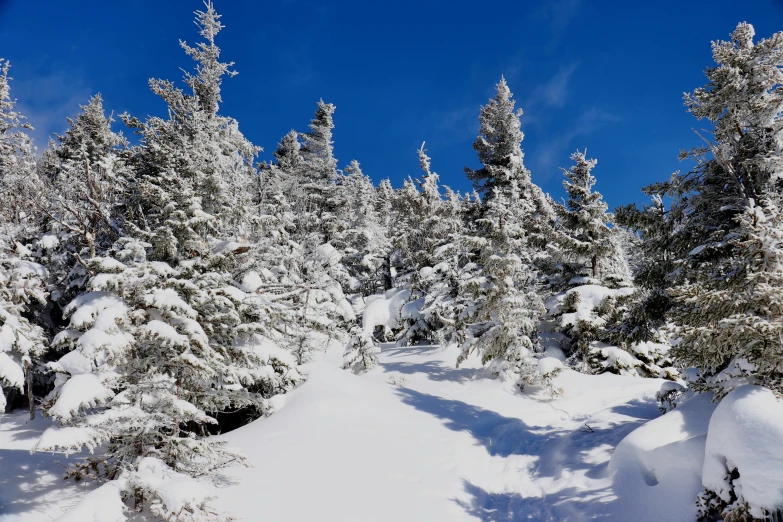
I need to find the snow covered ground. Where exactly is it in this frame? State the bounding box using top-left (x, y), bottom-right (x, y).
top-left (0, 411), bottom-right (94, 521)
top-left (212, 343), bottom-right (690, 521)
top-left (1, 341), bottom-right (714, 521)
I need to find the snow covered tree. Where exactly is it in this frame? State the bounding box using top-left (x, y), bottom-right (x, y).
top-left (343, 325), bottom-right (380, 373)
top-left (659, 24), bottom-right (783, 396)
top-left (465, 76), bottom-right (555, 257)
top-left (450, 78), bottom-right (554, 387)
top-left (342, 160), bottom-right (390, 295)
top-left (36, 237), bottom-right (300, 516)
top-left (553, 151), bottom-right (629, 287)
top-left (672, 196), bottom-right (783, 396)
top-left (0, 236), bottom-right (48, 416)
top-left (457, 181), bottom-right (545, 388)
top-left (122, 1), bottom-right (258, 257)
top-left (0, 58), bottom-right (41, 232)
top-left (31, 95), bottom-right (129, 309)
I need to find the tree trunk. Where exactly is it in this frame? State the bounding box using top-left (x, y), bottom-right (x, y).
top-left (591, 255), bottom-right (598, 279)
top-left (134, 488), bottom-right (144, 512)
top-left (25, 360), bottom-right (34, 420)
top-left (382, 255), bottom-right (393, 291)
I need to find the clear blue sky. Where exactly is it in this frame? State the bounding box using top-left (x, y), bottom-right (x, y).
top-left (1, 0), bottom-right (782, 209)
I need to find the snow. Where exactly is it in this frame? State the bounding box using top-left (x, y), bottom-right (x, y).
top-left (361, 288), bottom-right (411, 333)
top-left (313, 242), bottom-right (342, 266)
top-left (238, 270), bottom-right (263, 292)
top-left (0, 410), bottom-right (100, 521)
top-left (64, 292), bottom-right (128, 330)
top-left (1, 321), bottom-right (761, 522)
top-left (702, 385), bottom-right (783, 518)
top-left (212, 240), bottom-right (249, 255)
top-left (142, 320), bottom-right (188, 346)
top-left (142, 288), bottom-right (196, 318)
top-left (35, 424), bottom-right (100, 454)
top-left (48, 373), bottom-right (115, 422)
top-left (548, 284), bottom-right (635, 328)
top-left (54, 480), bottom-right (127, 522)
top-left (212, 341), bottom-right (668, 521)
top-left (37, 234), bottom-right (60, 250)
top-left (536, 356), bottom-right (563, 376)
top-left (0, 352), bottom-right (24, 389)
top-left (12, 260), bottom-right (47, 279)
top-left (47, 350), bottom-right (93, 375)
top-left (133, 457), bottom-right (216, 517)
top-left (609, 391), bottom-right (717, 521)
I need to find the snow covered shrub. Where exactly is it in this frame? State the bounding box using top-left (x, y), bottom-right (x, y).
top-left (343, 326), bottom-right (380, 373)
top-left (546, 284), bottom-right (678, 378)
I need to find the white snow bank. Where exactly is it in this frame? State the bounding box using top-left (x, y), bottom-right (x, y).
top-left (609, 392), bottom-right (718, 521)
top-left (54, 480), bottom-right (127, 522)
top-left (362, 288), bottom-right (411, 334)
top-left (702, 385), bottom-right (783, 518)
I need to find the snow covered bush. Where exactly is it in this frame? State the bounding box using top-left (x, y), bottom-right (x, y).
top-left (545, 284), bottom-right (678, 379)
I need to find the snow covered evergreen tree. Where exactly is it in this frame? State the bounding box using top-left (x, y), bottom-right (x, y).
top-left (552, 151), bottom-right (629, 288)
top-left (673, 196), bottom-right (783, 396)
top-left (663, 23), bottom-right (783, 394)
top-left (0, 236), bottom-right (48, 415)
top-left (465, 77), bottom-right (555, 259)
top-left (0, 58), bottom-right (42, 234)
top-left (122, 1), bottom-right (258, 256)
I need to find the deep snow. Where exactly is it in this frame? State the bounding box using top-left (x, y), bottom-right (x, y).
top-left (1, 341), bottom-right (717, 521)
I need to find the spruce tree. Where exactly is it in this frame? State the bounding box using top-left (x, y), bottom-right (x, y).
top-left (553, 151), bottom-right (628, 285)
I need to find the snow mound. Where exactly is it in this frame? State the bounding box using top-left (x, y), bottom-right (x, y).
top-left (537, 357), bottom-right (563, 376)
top-left (609, 391), bottom-right (718, 520)
top-left (362, 288), bottom-right (411, 334)
top-left (702, 385), bottom-right (783, 518)
top-left (313, 243), bottom-right (342, 267)
top-left (54, 480), bottom-right (127, 522)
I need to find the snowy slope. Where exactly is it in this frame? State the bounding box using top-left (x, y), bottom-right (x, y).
top-left (1, 341), bottom-right (712, 521)
top-left (213, 343), bottom-right (674, 521)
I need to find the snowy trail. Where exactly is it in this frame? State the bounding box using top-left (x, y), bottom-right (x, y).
top-left (0, 343), bottom-right (671, 521)
top-left (213, 343), bottom-right (666, 521)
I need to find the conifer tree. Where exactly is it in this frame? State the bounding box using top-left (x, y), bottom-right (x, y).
top-left (553, 151), bottom-right (628, 286)
top-left (465, 77), bottom-right (554, 255)
top-left (663, 23), bottom-right (783, 397)
top-left (0, 59), bottom-right (41, 231)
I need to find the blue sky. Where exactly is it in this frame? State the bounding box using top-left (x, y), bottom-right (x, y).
top-left (1, 0), bottom-right (782, 210)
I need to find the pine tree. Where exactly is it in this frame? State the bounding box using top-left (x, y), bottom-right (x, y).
top-left (0, 236), bottom-right (48, 416)
top-left (465, 77), bottom-right (554, 255)
top-left (122, 1), bottom-right (258, 257)
top-left (663, 23), bottom-right (783, 395)
top-left (457, 181), bottom-right (544, 388)
top-left (553, 151), bottom-right (628, 286)
top-left (0, 58), bottom-right (41, 232)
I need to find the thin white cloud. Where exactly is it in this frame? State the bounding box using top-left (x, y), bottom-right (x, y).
top-left (11, 68), bottom-right (92, 151)
top-left (531, 107), bottom-right (620, 178)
